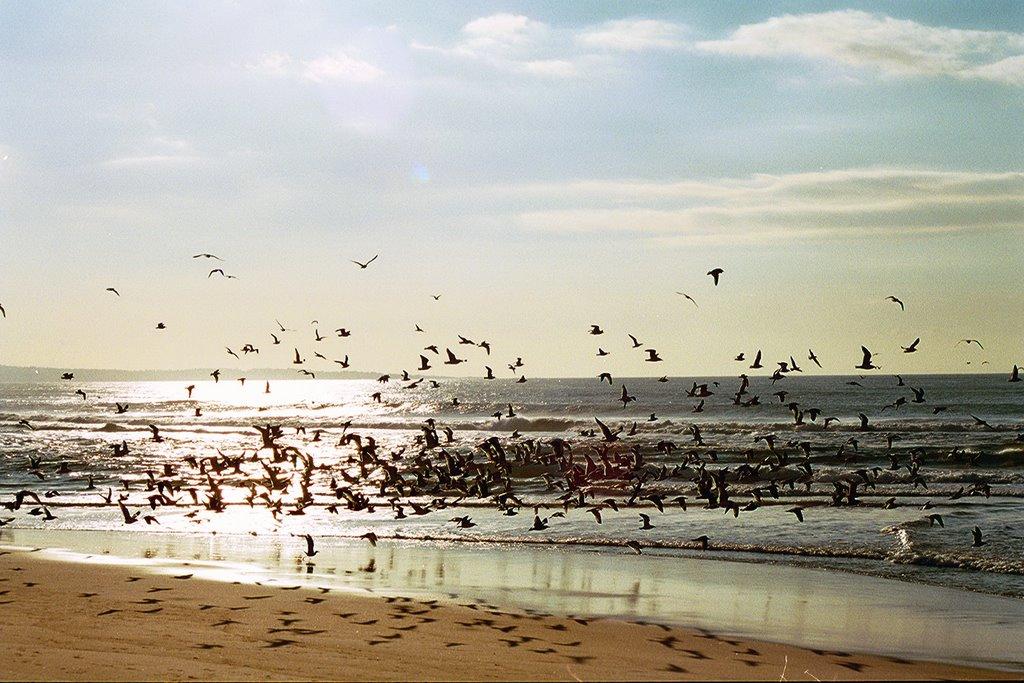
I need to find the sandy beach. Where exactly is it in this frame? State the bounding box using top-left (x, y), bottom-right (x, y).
top-left (0, 548), bottom-right (1012, 682)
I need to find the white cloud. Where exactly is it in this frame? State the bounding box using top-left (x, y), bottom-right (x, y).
top-left (576, 19), bottom-right (686, 52)
top-left (512, 169), bottom-right (1024, 243)
top-left (247, 50), bottom-right (384, 84)
top-left (101, 136), bottom-right (200, 168)
top-left (301, 52), bottom-right (384, 83)
top-left (695, 10), bottom-right (1024, 85)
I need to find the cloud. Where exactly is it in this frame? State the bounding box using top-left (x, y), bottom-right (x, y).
top-left (511, 169), bottom-right (1024, 243)
top-left (248, 50), bottom-right (384, 83)
top-left (100, 136), bottom-right (200, 168)
top-left (576, 19), bottom-right (686, 52)
top-left (414, 13), bottom-right (683, 79)
top-left (694, 10), bottom-right (1024, 85)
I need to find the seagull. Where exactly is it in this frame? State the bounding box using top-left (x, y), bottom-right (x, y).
top-left (885, 296), bottom-right (905, 311)
top-left (226, 348), bottom-right (239, 359)
top-left (638, 514), bottom-right (654, 530)
top-left (419, 355), bottom-right (431, 371)
top-left (300, 534), bottom-right (318, 557)
top-left (749, 350), bottom-right (763, 369)
top-left (105, 288), bottom-right (120, 296)
top-left (676, 292), bottom-right (698, 307)
top-left (645, 349), bottom-right (662, 362)
top-left (156, 322), bottom-right (166, 330)
top-left (118, 502), bottom-right (140, 525)
top-left (210, 370), bottom-right (220, 382)
top-left (707, 268), bottom-right (723, 286)
top-left (808, 349), bottom-right (822, 368)
top-left (589, 325), bottom-right (604, 335)
top-left (0, 302), bottom-right (5, 318)
top-left (292, 348), bottom-right (304, 365)
top-left (192, 253), bottom-right (222, 260)
top-left (432, 294), bottom-right (441, 300)
top-left (856, 346), bottom-right (879, 370)
top-left (444, 349), bottom-right (466, 365)
top-left (628, 334), bottom-right (642, 348)
top-left (959, 339), bottom-right (985, 350)
top-left (902, 338), bottom-right (920, 354)
top-left (972, 526), bottom-right (986, 547)
top-left (787, 507), bottom-right (805, 522)
top-left (619, 385), bottom-right (636, 408)
top-left (351, 254), bottom-right (379, 269)
top-left (1011, 365), bottom-right (1021, 383)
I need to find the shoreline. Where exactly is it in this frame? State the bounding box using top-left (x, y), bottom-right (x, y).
top-left (2, 530), bottom-right (1024, 675)
top-left (0, 548), bottom-right (1015, 681)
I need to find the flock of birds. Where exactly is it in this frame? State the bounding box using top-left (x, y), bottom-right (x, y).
top-left (1, 256), bottom-right (1020, 561)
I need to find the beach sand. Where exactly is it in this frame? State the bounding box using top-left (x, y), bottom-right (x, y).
top-left (0, 549), bottom-right (1012, 681)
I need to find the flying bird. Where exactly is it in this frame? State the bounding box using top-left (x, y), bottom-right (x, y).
top-left (885, 296), bottom-right (905, 311)
top-left (707, 268), bottom-right (723, 286)
top-left (192, 253), bottom-right (222, 260)
top-left (856, 346), bottom-right (879, 370)
top-left (105, 288), bottom-right (120, 296)
top-left (676, 292), bottom-right (698, 307)
top-left (902, 338), bottom-right (920, 353)
top-left (351, 254), bottom-right (379, 269)
top-left (959, 339), bottom-right (985, 350)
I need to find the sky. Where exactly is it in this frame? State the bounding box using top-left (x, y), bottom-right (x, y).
top-left (1, 1), bottom-right (1023, 378)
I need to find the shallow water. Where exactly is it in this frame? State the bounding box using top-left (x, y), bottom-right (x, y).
top-left (3, 527), bottom-right (1023, 671)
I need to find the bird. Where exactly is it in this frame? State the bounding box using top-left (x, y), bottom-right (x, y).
top-left (808, 349), bottom-right (821, 368)
top-left (619, 385), bottom-right (636, 408)
top-left (638, 514), bottom-right (654, 530)
top-left (118, 502), bottom-right (140, 525)
top-left (676, 292), bottom-right (698, 307)
top-left (856, 346), bottom-right (879, 370)
top-left (1010, 365), bottom-right (1021, 383)
top-left (419, 355), bottom-right (431, 371)
top-left (292, 348), bottom-right (304, 365)
top-left (156, 322), bottom-right (166, 330)
top-left (787, 507), bottom-right (805, 522)
top-left (210, 370), bottom-right (220, 383)
top-left (749, 350), bottom-right (763, 369)
top-left (645, 349), bottom-right (662, 362)
top-left (885, 295), bottom-right (905, 311)
top-left (193, 253), bottom-right (222, 260)
top-left (628, 334), bottom-right (642, 348)
top-left (300, 534), bottom-right (318, 557)
top-left (351, 254), bottom-right (379, 269)
top-left (707, 268), bottom-right (723, 286)
top-left (902, 338), bottom-right (920, 353)
top-left (0, 302), bottom-right (5, 318)
top-left (959, 339), bottom-right (985, 350)
top-left (105, 287), bottom-right (120, 296)
top-left (444, 349), bottom-right (465, 365)
top-left (589, 325), bottom-right (603, 335)
top-left (972, 526), bottom-right (986, 547)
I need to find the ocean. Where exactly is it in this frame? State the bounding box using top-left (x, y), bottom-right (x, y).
top-left (1, 374), bottom-right (1022, 602)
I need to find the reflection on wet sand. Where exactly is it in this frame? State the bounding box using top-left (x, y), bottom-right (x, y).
top-left (5, 528), bottom-right (1023, 671)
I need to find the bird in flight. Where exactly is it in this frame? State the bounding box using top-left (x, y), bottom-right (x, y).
top-left (676, 292), bottom-right (698, 307)
top-left (351, 254), bottom-right (379, 269)
top-left (106, 288), bottom-right (120, 296)
top-left (959, 339), bottom-right (985, 350)
top-left (645, 349), bottom-right (662, 362)
top-left (856, 346), bottom-right (879, 370)
top-left (589, 325), bottom-right (604, 335)
top-left (902, 338), bottom-right (920, 353)
top-left (192, 253), bottom-right (222, 260)
top-left (807, 349), bottom-right (822, 368)
top-left (707, 268), bottom-right (724, 286)
top-left (885, 295), bottom-right (905, 311)
top-left (0, 302), bottom-right (5, 318)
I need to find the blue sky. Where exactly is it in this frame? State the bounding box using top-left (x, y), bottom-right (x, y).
top-left (1, 1), bottom-right (1022, 376)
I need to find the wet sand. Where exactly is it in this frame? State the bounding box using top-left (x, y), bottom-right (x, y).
top-left (0, 549), bottom-right (1012, 681)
